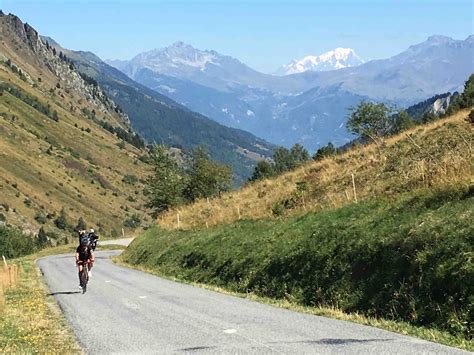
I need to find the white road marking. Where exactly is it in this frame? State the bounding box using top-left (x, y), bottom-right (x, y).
top-left (139, 296), bottom-right (147, 299)
top-left (105, 280), bottom-right (111, 283)
top-left (223, 329), bottom-right (237, 334)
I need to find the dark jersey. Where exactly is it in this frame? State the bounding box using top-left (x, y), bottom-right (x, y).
top-left (76, 245), bottom-right (92, 261)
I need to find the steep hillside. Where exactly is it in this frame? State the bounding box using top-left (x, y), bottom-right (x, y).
top-left (42, 42), bottom-right (275, 185)
top-left (123, 109), bottom-right (473, 344)
top-left (0, 13), bottom-right (149, 237)
top-left (123, 186), bottom-right (473, 344)
top-left (157, 110), bottom-right (473, 230)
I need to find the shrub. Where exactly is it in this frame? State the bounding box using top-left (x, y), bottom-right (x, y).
top-left (0, 225), bottom-right (36, 258)
top-left (34, 212), bottom-right (47, 224)
top-left (122, 174), bottom-right (138, 185)
top-left (468, 109), bottom-right (474, 124)
top-left (54, 208), bottom-right (69, 230)
top-left (123, 214), bottom-right (141, 229)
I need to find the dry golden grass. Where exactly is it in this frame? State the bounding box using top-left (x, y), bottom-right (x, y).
top-left (0, 50), bottom-right (151, 235)
top-left (0, 258), bottom-right (80, 353)
top-left (0, 262), bottom-right (21, 314)
top-left (159, 109), bottom-right (473, 230)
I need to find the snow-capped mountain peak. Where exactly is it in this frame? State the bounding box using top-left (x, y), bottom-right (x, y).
top-left (276, 47), bottom-right (364, 75)
top-left (130, 42), bottom-right (220, 73)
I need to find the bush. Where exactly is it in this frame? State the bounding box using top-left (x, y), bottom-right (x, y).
top-left (468, 109), bottom-right (474, 124)
top-left (54, 208), bottom-right (68, 230)
top-left (123, 214), bottom-right (141, 229)
top-left (34, 212), bottom-right (47, 224)
top-left (122, 174), bottom-right (138, 185)
top-left (0, 225), bottom-right (36, 258)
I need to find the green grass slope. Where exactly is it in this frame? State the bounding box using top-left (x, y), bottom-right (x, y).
top-left (122, 186), bottom-right (473, 342)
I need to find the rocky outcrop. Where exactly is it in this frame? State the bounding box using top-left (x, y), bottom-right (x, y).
top-left (0, 12), bottom-right (129, 125)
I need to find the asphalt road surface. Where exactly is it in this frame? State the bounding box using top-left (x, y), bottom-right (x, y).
top-left (38, 251), bottom-right (468, 354)
top-left (97, 237), bottom-right (134, 247)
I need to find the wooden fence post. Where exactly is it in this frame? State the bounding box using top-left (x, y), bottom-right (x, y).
top-left (351, 173), bottom-right (358, 203)
top-left (177, 213), bottom-right (181, 228)
top-left (0, 283), bottom-right (4, 311)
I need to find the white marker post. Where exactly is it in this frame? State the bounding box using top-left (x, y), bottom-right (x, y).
top-left (351, 173), bottom-right (358, 203)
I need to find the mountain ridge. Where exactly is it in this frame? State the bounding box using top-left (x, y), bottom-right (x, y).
top-left (40, 39), bottom-right (275, 184)
top-left (106, 35), bottom-right (473, 151)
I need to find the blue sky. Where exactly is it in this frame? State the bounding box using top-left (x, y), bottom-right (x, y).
top-left (2, 0), bottom-right (473, 72)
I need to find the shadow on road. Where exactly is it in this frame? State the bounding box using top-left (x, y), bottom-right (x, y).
top-left (49, 291), bottom-right (82, 295)
top-left (301, 338), bottom-right (393, 345)
top-left (269, 338), bottom-right (393, 346)
top-left (178, 346), bottom-right (217, 352)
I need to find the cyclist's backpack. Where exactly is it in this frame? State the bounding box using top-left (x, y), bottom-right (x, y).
top-left (80, 235), bottom-right (90, 246)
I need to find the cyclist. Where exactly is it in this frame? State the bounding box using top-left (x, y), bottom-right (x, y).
top-left (88, 228), bottom-right (99, 251)
top-left (76, 234), bottom-right (95, 288)
top-left (77, 229), bottom-right (87, 245)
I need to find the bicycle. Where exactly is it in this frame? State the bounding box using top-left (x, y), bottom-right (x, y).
top-left (78, 260), bottom-right (91, 294)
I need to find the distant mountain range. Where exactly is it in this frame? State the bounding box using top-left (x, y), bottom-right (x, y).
top-left (68, 49), bottom-right (275, 184)
top-left (107, 35), bottom-right (474, 151)
top-left (274, 48), bottom-right (364, 75)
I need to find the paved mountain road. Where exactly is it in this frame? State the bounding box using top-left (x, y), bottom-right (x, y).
top-left (38, 251), bottom-right (467, 354)
top-left (97, 237), bottom-right (135, 247)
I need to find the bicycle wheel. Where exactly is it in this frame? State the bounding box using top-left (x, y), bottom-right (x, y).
top-left (81, 264), bottom-right (89, 294)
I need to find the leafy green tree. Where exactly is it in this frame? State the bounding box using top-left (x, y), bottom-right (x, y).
top-left (421, 111), bottom-right (437, 124)
top-left (347, 102), bottom-right (396, 143)
top-left (54, 208), bottom-right (68, 230)
top-left (273, 144), bottom-right (310, 174)
top-left (313, 142), bottom-right (337, 161)
top-left (273, 147), bottom-right (292, 173)
top-left (37, 227), bottom-right (48, 248)
top-left (250, 160), bottom-right (276, 181)
top-left (185, 147), bottom-right (232, 201)
top-left (144, 145), bottom-right (187, 216)
top-left (460, 74), bottom-right (474, 108)
top-left (290, 144), bottom-right (310, 167)
top-left (392, 110), bottom-right (415, 134)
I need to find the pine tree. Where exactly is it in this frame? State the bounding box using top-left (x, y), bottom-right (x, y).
top-left (37, 227), bottom-right (48, 248)
top-left (75, 217), bottom-right (87, 231)
top-left (54, 208), bottom-right (68, 230)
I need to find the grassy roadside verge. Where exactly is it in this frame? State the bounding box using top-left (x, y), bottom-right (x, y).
top-left (0, 243), bottom-right (125, 353)
top-left (114, 258), bottom-right (473, 351)
top-left (119, 186), bottom-right (473, 351)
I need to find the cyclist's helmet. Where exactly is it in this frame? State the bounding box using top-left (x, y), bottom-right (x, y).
top-left (80, 234), bottom-right (90, 246)
top-left (90, 228), bottom-right (95, 234)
